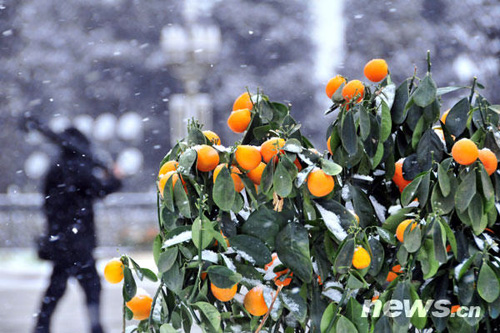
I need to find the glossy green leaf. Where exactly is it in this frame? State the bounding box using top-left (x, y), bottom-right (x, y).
top-left (178, 148), bottom-right (197, 174)
top-left (321, 158), bottom-right (342, 176)
top-left (455, 170), bottom-right (476, 213)
top-left (445, 97), bottom-right (470, 137)
top-left (392, 281), bottom-right (411, 327)
top-left (213, 166), bottom-right (235, 212)
top-left (335, 315), bottom-right (358, 333)
top-left (123, 266), bottom-right (137, 302)
top-left (276, 223), bottom-right (313, 282)
top-left (341, 111), bottom-right (358, 156)
top-left (334, 238), bottom-right (355, 275)
top-left (174, 180), bottom-right (191, 218)
top-left (192, 216), bottom-right (214, 250)
top-left (273, 161), bottom-right (293, 197)
top-left (413, 74), bottom-right (437, 108)
top-left (194, 302), bottom-right (221, 333)
top-left (158, 247), bottom-right (178, 273)
top-left (207, 265), bottom-right (242, 289)
top-left (229, 235), bottom-right (272, 267)
top-left (478, 263), bottom-right (500, 303)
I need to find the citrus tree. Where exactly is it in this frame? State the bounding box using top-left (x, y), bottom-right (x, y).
top-left (106, 52), bottom-right (500, 332)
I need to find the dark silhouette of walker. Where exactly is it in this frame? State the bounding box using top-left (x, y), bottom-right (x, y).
top-left (25, 118), bottom-right (122, 333)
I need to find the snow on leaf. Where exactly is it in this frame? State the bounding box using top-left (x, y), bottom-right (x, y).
top-left (162, 231), bottom-right (192, 248)
top-left (316, 203), bottom-right (348, 241)
top-left (193, 250), bottom-right (219, 263)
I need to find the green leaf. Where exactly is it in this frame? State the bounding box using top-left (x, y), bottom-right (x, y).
top-left (368, 238), bottom-right (385, 276)
top-left (350, 185), bottom-right (377, 227)
top-left (276, 223), bottom-right (313, 282)
top-left (479, 165), bottom-right (494, 200)
top-left (438, 158), bottom-right (452, 197)
top-left (417, 239), bottom-right (440, 279)
top-left (345, 298), bottom-right (369, 333)
top-left (469, 195), bottom-right (486, 235)
top-left (335, 315), bottom-right (358, 333)
top-left (260, 160), bottom-right (275, 194)
top-left (207, 265), bottom-right (242, 289)
top-left (158, 247), bottom-right (178, 273)
top-left (320, 158), bottom-right (343, 176)
top-left (241, 206), bottom-right (286, 248)
top-left (403, 224), bottom-right (421, 253)
top-left (192, 216), bottom-right (214, 250)
top-left (153, 234), bottom-right (162, 266)
top-left (229, 235), bottom-right (272, 267)
top-left (437, 86), bottom-right (466, 96)
top-left (162, 176), bottom-right (175, 211)
top-left (194, 302), bottom-right (221, 333)
top-left (417, 129), bottom-right (443, 169)
top-left (392, 79), bottom-right (410, 125)
top-left (280, 289), bottom-right (307, 324)
top-left (392, 281), bottom-right (411, 327)
top-left (341, 111), bottom-right (358, 156)
top-left (380, 100), bottom-right (392, 142)
top-left (160, 323), bottom-right (179, 333)
top-left (445, 97), bottom-right (470, 137)
top-left (213, 166), bottom-right (235, 212)
top-left (409, 285), bottom-right (427, 329)
top-left (174, 180), bottom-right (191, 218)
top-left (123, 266), bottom-right (137, 302)
top-left (162, 261), bottom-right (184, 292)
top-left (141, 268), bottom-right (158, 282)
top-left (478, 263), bottom-right (500, 303)
top-left (273, 161), bottom-right (293, 197)
top-left (334, 238), bottom-right (355, 275)
top-left (455, 171), bottom-right (476, 213)
top-left (359, 105), bottom-right (371, 141)
top-left (440, 219), bottom-right (457, 258)
top-left (283, 138), bottom-right (303, 153)
top-left (320, 302), bottom-right (336, 333)
top-left (177, 148), bottom-right (197, 174)
top-left (432, 219), bottom-right (447, 263)
top-left (401, 173), bottom-right (422, 206)
top-left (413, 74), bottom-right (437, 108)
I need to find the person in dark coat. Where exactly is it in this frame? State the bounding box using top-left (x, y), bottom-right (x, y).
top-left (34, 127), bottom-right (122, 333)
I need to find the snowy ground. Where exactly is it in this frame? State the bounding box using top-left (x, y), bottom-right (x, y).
top-left (0, 248), bottom-right (159, 333)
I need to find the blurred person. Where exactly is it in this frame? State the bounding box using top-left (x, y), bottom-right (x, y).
top-left (32, 126), bottom-right (122, 333)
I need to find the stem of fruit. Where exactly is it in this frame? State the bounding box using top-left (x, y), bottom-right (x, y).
top-left (122, 299), bottom-right (126, 333)
top-left (255, 285), bottom-right (283, 333)
top-left (469, 77), bottom-right (477, 104)
top-left (426, 50), bottom-right (432, 73)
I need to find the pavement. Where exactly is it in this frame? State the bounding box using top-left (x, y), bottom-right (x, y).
top-left (0, 248), bottom-right (158, 333)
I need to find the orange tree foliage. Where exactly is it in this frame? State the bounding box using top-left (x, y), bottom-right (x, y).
top-left (116, 54), bottom-right (500, 332)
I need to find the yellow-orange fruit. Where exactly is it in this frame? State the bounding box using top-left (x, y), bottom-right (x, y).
top-left (392, 158), bottom-right (411, 193)
top-left (325, 75), bottom-right (346, 99)
top-left (451, 138), bottom-right (479, 166)
top-left (441, 109), bottom-right (450, 124)
top-left (211, 283), bottom-right (237, 302)
top-left (126, 294), bottom-right (153, 321)
top-left (342, 80), bottom-right (365, 103)
top-left (260, 138), bottom-right (285, 163)
top-left (158, 160), bottom-right (178, 178)
top-left (228, 109), bottom-right (252, 133)
top-left (213, 164), bottom-right (244, 192)
top-left (196, 145), bottom-right (220, 172)
top-left (203, 130), bottom-right (221, 145)
top-left (158, 171), bottom-right (183, 196)
top-left (247, 162), bottom-right (266, 185)
top-left (396, 219), bottom-right (418, 242)
top-left (352, 246), bottom-right (371, 269)
top-left (307, 169), bottom-right (334, 197)
top-left (235, 145), bottom-right (262, 171)
top-left (104, 258), bottom-right (124, 284)
top-left (364, 59), bottom-right (388, 82)
top-left (233, 92), bottom-right (253, 111)
top-left (244, 286), bottom-right (268, 317)
top-left (478, 148), bottom-right (498, 176)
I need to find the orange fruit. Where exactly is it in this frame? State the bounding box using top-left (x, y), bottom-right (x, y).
top-left (293, 158), bottom-right (302, 171)
top-left (244, 286), bottom-right (268, 317)
top-left (325, 75), bottom-right (346, 99)
top-left (211, 282), bottom-right (237, 302)
top-left (104, 258), bottom-right (123, 284)
top-left (126, 293), bottom-right (153, 321)
top-left (233, 92), bottom-right (253, 111)
top-left (441, 109), bottom-right (450, 124)
top-left (228, 109), bottom-right (252, 133)
top-left (158, 160), bottom-right (178, 178)
top-left (201, 272), bottom-right (207, 280)
top-left (247, 162), bottom-right (266, 185)
top-left (196, 145), bottom-right (220, 172)
top-left (318, 275), bottom-right (323, 285)
top-left (203, 130), bottom-right (221, 145)
top-left (341, 80), bottom-right (365, 103)
top-left (213, 164), bottom-right (244, 192)
top-left (235, 145), bottom-right (262, 171)
top-left (396, 219), bottom-right (418, 242)
top-left (265, 253), bottom-right (278, 271)
top-left (352, 246), bottom-right (371, 269)
top-left (392, 158), bottom-right (411, 193)
top-left (372, 295), bottom-right (380, 302)
top-left (274, 270), bottom-right (293, 287)
top-left (158, 171), bottom-right (184, 196)
top-left (478, 148), bottom-right (498, 175)
top-left (451, 305), bottom-right (461, 314)
top-left (452, 138), bottom-right (479, 166)
top-left (327, 137), bottom-right (333, 155)
top-left (307, 168), bottom-right (334, 197)
top-left (386, 271), bottom-right (398, 282)
top-left (260, 138), bottom-right (285, 163)
top-left (392, 264), bottom-right (403, 273)
top-left (446, 245), bottom-right (452, 253)
top-left (364, 59), bottom-right (388, 82)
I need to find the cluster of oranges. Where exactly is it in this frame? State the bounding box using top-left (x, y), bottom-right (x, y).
top-left (103, 258), bottom-right (153, 321)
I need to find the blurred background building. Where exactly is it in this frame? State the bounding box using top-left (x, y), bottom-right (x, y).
top-left (0, 0), bottom-right (498, 329)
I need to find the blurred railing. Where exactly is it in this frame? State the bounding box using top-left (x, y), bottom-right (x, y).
top-left (0, 192), bottom-right (158, 248)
